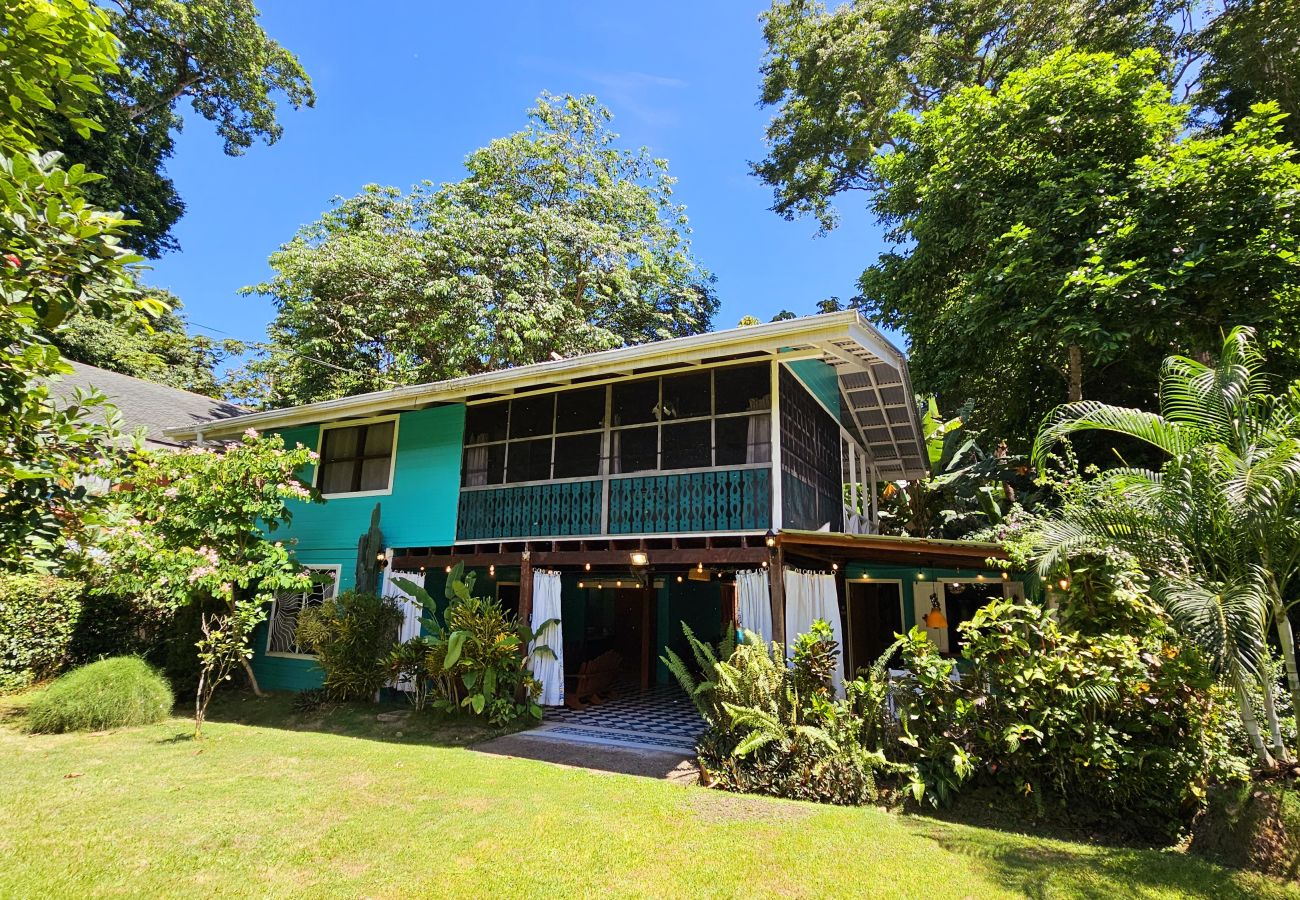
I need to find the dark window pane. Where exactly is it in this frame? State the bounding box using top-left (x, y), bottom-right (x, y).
top-left (715, 364), bottom-right (771, 415)
top-left (320, 461), bottom-right (355, 494)
top-left (363, 420), bottom-right (395, 456)
top-left (611, 378), bottom-right (659, 426)
top-left (661, 371), bottom-right (711, 420)
top-left (662, 421), bottom-right (711, 469)
top-left (506, 438), bottom-right (552, 482)
top-left (465, 402), bottom-right (508, 443)
top-left (509, 395), bottom-right (554, 439)
top-left (554, 433), bottom-right (601, 478)
top-left (614, 425), bottom-right (657, 473)
top-left (321, 426), bottom-right (358, 462)
top-left (462, 443), bottom-right (505, 486)
top-left (555, 387), bottom-right (605, 433)
top-left (359, 457), bottom-right (391, 491)
top-left (715, 415), bottom-right (771, 466)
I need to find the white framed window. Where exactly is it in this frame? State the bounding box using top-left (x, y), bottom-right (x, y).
top-left (314, 415), bottom-right (399, 498)
top-left (266, 565), bottom-right (340, 658)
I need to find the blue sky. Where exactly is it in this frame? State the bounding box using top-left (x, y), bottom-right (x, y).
top-left (143, 2), bottom-right (897, 357)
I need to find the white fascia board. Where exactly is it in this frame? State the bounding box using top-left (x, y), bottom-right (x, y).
top-left (165, 311), bottom-right (902, 440)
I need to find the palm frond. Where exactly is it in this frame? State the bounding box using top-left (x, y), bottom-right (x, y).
top-left (1033, 402), bottom-right (1191, 468)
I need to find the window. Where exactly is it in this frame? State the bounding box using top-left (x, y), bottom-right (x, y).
top-left (318, 418), bottom-right (396, 495)
top-left (460, 362), bottom-right (775, 486)
top-left (267, 566), bottom-right (339, 656)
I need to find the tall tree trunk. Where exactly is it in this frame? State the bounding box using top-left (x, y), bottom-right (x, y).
top-left (1238, 680), bottom-right (1277, 769)
top-left (1269, 582), bottom-right (1300, 751)
top-left (1067, 345), bottom-right (1083, 402)
top-left (1260, 669), bottom-right (1290, 762)
top-left (242, 657), bottom-right (264, 697)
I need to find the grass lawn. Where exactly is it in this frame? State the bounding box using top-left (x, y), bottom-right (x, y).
top-left (1, 692), bottom-right (1295, 899)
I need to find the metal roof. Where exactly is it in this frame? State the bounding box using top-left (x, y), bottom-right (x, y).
top-left (163, 311), bottom-right (929, 478)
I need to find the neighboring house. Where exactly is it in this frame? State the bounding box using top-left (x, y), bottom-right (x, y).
top-left (46, 360), bottom-right (246, 450)
top-left (164, 312), bottom-right (1026, 698)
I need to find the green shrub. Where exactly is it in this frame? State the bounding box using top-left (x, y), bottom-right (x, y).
top-left (0, 573), bottom-right (84, 692)
top-left (24, 656), bottom-right (174, 733)
top-left (296, 591), bottom-right (404, 701)
top-left (667, 621), bottom-right (903, 806)
top-left (893, 598), bottom-right (1232, 839)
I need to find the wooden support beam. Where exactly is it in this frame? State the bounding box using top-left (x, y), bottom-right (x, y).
top-left (517, 551), bottom-right (534, 626)
top-left (393, 546), bottom-right (770, 571)
top-left (770, 546), bottom-right (786, 655)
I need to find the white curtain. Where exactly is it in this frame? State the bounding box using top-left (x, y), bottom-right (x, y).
top-left (382, 560), bottom-right (425, 689)
top-left (463, 445), bottom-right (489, 486)
top-left (783, 567), bottom-right (846, 696)
top-left (745, 396), bottom-right (771, 464)
top-left (736, 569), bottom-right (772, 644)
top-left (529, 570), bottom-right (565, 706)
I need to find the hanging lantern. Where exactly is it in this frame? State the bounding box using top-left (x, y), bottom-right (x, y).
top-left (924, 597), bottom-right (948, 629)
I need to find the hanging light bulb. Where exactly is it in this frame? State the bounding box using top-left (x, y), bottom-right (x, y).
top-left (489, 564), bottom-right (496, 577)
top-left (444, 565), bottom-right (452, 574)
top-left (584, 562), bottom-right (591, 571)
top-left (1058, 578), bottom-right (1070, 591)
top-left (1001, 571), bottom-right (1010, 581)
top-left (831, 562), bottom-right (839, 572)
top-left (676, 575), bottom-right (683, 583)
top-left (578, 581), bottom-right (585, 589)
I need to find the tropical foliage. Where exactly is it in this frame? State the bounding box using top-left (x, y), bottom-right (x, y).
top-left (390, 566), bottom-right (552, 726)
top-left (1032, 327), bottom-right (1300, 768)
top-left (235, 93), bottom-right (715, 407)
top-left (892, 600), bottom-right (1232, 838)
top-left (666, 622), bottom-right (903, 805)
top-left (296, 590), bottom-right (403, 702)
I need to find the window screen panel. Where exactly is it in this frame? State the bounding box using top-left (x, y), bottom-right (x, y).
top-left (615, 425), bottom-right (657, 473)
top-left (715, 364), bottom-right (771, 415)
top-left (554, 433), bottom-right (602, 478)
top-left (611, 379), bottom-right (659, 426)
top-left (662, 420), bottom-right (711, 469)
top-left (555, 387), bottom-right (605, 433)
top-left (509, 395), bottom-right (554, 439)
top-left (661, 371), bottom-right (711, 420)
top-left (465, 402), bottom-right (509, 443)
top-left (462, 443), bottom-right (505, 486)
top-left (715, 415), bottom-right (770, 465)
top-left (506, 437), bottom-right (552, 482)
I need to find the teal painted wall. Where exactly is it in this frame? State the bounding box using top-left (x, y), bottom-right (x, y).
top-left (249, 404), bottom-right (466, 692)
top-left (788, 358), bottom-right (842, 421)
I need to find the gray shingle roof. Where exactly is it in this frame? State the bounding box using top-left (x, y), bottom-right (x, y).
top-left (45, 361), bottom-right (247, 448)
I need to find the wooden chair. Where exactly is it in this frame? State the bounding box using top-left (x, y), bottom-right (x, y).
top-left (564, 650), bottom-right (624, 709)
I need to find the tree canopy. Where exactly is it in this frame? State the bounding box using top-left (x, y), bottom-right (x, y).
top-left (755, 0), bottom-right (1299, 230)
top-left (53, 291), bottom-right (242, 397)
top-left (856, 49), bottom-right (1300, 444)
top-left (53, 0), bottom-right (315, 257)
top-left (238, 93), bottom-right (716, 408)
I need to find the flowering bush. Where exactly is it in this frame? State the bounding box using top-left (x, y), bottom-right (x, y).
top-left (90, 431), bottom-right (319, 732)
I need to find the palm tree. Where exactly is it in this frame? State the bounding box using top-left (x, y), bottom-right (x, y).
top-left (1031, 327), bottom-right (1300, 768)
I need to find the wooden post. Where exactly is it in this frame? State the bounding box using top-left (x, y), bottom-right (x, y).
top-left (769, 546), bottom-right (786, 655)
top-left (641, 581), bottom-right (654, 689)
top-left (517, 550), bottom-right (533, 627)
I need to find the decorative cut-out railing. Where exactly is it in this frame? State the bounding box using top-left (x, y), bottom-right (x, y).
top-left (457, 479), bottom-right (602, 540)
top-left (607, 468), bottom-right (770, 534)
top-left (456, 466), bottom-right (771, 540)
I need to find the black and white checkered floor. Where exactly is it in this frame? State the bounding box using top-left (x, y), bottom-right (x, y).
top-left (523, 681), bottom-right (703, 754)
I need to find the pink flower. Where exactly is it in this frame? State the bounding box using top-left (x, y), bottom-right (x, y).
top-left (3, 253), bottom-right (20, 269)
top-left (244, 427), bottom-right (260, 439)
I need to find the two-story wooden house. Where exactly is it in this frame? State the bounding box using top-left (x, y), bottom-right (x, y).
top-left (166, 312), bottom-right (1022, 738)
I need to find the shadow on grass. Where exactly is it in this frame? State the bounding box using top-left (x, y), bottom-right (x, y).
top-left (195, 690), bottom-right (528, 750)
top-left (904, 817), bottom-right (1278, 900)
top-left (472, 732), bottom-right (698, 781)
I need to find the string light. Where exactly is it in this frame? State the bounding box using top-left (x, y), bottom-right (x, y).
top-left (444, 565), bottom-right (452, 574)
top-left (676, 575), bottom-right (683, 583)
top-left (488, 564), bottom-right (495, 577)
top-left (831, 563), bottom-right (839, 572)
top-left (584, 562), bottom-right (591, 571)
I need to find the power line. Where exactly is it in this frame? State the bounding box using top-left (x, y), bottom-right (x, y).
top-left (188, 320), bottom-right (400, 384)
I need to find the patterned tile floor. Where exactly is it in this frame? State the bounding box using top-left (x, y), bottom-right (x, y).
top-left (523, 681), bottom-right (703, 754)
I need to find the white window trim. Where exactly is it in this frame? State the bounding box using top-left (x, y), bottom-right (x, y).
top-left (920, 577), bottom-right (1025, 654)
top-left (266, 564), bottom-right (341, 659)
top-left (313, 414), bottom-right (400, 499)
